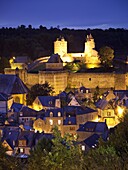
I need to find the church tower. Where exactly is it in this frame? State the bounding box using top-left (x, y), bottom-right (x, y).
top-left (54, 37), bottom-right (67, 57)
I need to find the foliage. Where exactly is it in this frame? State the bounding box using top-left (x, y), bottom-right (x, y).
top-left (84, 146), bottom-right (121, 170)
top-left (98, 46), bottom-right (114, 67)
top-left (93, 86), bottom-right (100, 102)
top-left (0, 141), bottom-right (22, 170)
top-left (107, 113), bottom-right (128, 168)
top-left (26, 82), bottom-right (54, 105)
top-left (28, 137), bottom-right (53, 170)
top-left (27, 126), bottom-right (84, 170)
top-left (0, 57), bottom-right (10, 73)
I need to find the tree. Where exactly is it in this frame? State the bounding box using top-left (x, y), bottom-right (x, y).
top-left (84, 146), bottom-right (121, 170)
top-left (98, 46), bottom-right (114, 67)
top-left (0, 141), bottom-right (22, 170)
top-left (0, 57), bottom-right (10, 73)
top-left (27, 126), bottom-right (84, 170)
top-left (107, 113), bottom-right (128, 169)
top-left (26, 82), bottom-right (54, 105)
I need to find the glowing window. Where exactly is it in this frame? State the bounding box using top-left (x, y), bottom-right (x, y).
top-left (20, 148), bottom-right (23, 153)
top-left (58, 112), bottom-right (61, 117)
top-left (58, 120), bottom-right (61, 125)
top-left (81, 145), bottom-right (85, 151)
top-left (49, 119), bottom-right (53, 125)
top-left (50, 112), bottom-right (53, 117)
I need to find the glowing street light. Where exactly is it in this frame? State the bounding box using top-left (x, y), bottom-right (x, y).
top-left (117, 106), bottom-right (124, 117)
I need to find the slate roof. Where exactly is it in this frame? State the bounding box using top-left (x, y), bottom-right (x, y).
top-left (19, 106), bottom-right (38, 117)
top-left (83, 134), bottom-right (100, 148)
top-left (38, 96), bottom-right (59, 107)
top-left (17, 131), bottom-right (35, 147)
top-left (63, 106), bottom-right (97, 116)
top-left (0, 74), bottom-right (28, 95)
top-left (114, 90), bottom-right (128, 99)
top-left (11, 102), bottom-right (23, 112)
top-left (77, 121), bottom-right (108, 133)
top-left (58, 91), bottom-right (67, 98)
top-left (0, 93), bottom-right (11, 101)
top-left (47, 54), bottom-right (63, 63)
top-left (2, 129), bottom-right (19, 149)
top-left (45, 108), bottom-right (64, 117)
top-left (95, 99), bottom-right (108, 110)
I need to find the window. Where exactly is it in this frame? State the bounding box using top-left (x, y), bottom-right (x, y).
top-left (49, 119), bottom-right (53, 125)
top-left (107, 112), bottom-right (111, 116)
top-left (50, 112), bottom-right (53, 117)
top-left (20, 148), bottom-right (24, 153)
top-left (81, 145), bottom-right (85, 151)
top-left (58, 120), bottom-right (61, 125)
top-left (58, 112), bottom-right (61, 117)
top-left (89, 78), bottom-right (91, 81)
top-left (15, 96), bottom-right (20, 103)
top-left (70, 127), bottom-right (75, 130)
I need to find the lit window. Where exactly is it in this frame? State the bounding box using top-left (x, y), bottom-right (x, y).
top-left (20, 148), bottom-right (23, 153)
top-left (58, 120), bottom-right (61, 125)
top-left (81, 145), bottom-right (85, 151)
top-left (49, 119), bottom-right (53, 125)
top-left (50, 112), bottom-right (53, 117)
top-left (58, 112), bottom-right (61, 117)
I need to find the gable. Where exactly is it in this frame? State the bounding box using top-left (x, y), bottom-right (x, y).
top-left (2, 140), bottom-right (13, 151)
top-left (68, 97), bottom-right (81, 106)
top-left (0, 75), bottom-right (28, 95)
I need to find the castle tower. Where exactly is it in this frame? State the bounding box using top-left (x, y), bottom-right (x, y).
top-left (84, 34), bottom-right (95, 56)
top-left (54, 37), bottom-right (67, 58)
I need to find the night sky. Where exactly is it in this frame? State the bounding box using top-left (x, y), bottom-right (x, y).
top-left (0, 0), bottom-right (128, 29)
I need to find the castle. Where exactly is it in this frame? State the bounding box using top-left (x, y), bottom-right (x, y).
top-left (54, 34), bottom-right (100, 64)
top-left (4, 34), bottom-right (128, 94)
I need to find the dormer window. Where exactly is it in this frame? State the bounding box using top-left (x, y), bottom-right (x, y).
top-left (50, 112), bottom-right (53, 117)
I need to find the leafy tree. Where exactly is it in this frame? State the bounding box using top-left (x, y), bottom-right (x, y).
top-left (84, 146), bottom-right (121, 170)
top-left (107, 113), bottom-right (128, 169)
top-left (0, 56), bottom-right (10, 73)
top-left (93, 86), bottom-right (100, 103)
top-left (27, 82), bottom-right (54, 105)
top-left (98, 46), bottom-right (114, 67)
top-left (28, 137), bottom-right (53, 170)
top-left (27, 126), bottom-right (84, 170)
top-left (0, 141), bottom-right (22, 170)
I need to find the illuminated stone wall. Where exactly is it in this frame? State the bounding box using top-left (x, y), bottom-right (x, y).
top-left (68, 72), bottom-right (116, 89)
top-left (39, 71), bottom-right (68, 94)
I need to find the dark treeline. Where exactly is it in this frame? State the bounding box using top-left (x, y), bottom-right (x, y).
top-left (0, 25), bottom-right (128, 60)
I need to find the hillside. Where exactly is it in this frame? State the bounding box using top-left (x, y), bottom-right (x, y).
top-left (0, 26), bottom-right (128, 61)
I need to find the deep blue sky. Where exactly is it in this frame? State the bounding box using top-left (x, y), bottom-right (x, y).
top-left (0, 0), bottom-right (128, 29)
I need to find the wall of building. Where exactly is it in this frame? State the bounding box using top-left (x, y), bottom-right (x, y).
top-left (39, 71), bottom-right (68, 94)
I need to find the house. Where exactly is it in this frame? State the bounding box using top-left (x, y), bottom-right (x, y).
top-left (33, 108), bottom-right (64, 133)
top-left (62, 116), bottom-right (78, 137)
top-left (80, 134), bottom-right (100, 152)
top-left (96, 98), bottom-right (117, 128)
top-left (75, 86), bottom-right (92, 101)
top-left (33, 96), bottom-right (61, 111)
top-left (18, 106), bottom-right (38, 127)
top-left (0, 74), bottom-right (28, 105)
top-left (0, 93), bottom-right (13, 114)
top-left (15, 131), bottom-right (35, 156)
top-left (76, 106), bottom-right (98, 125)
top-left (2, 128), bottom-right (20, 155)
top-left (77, 121), bottom-right (108, 141)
